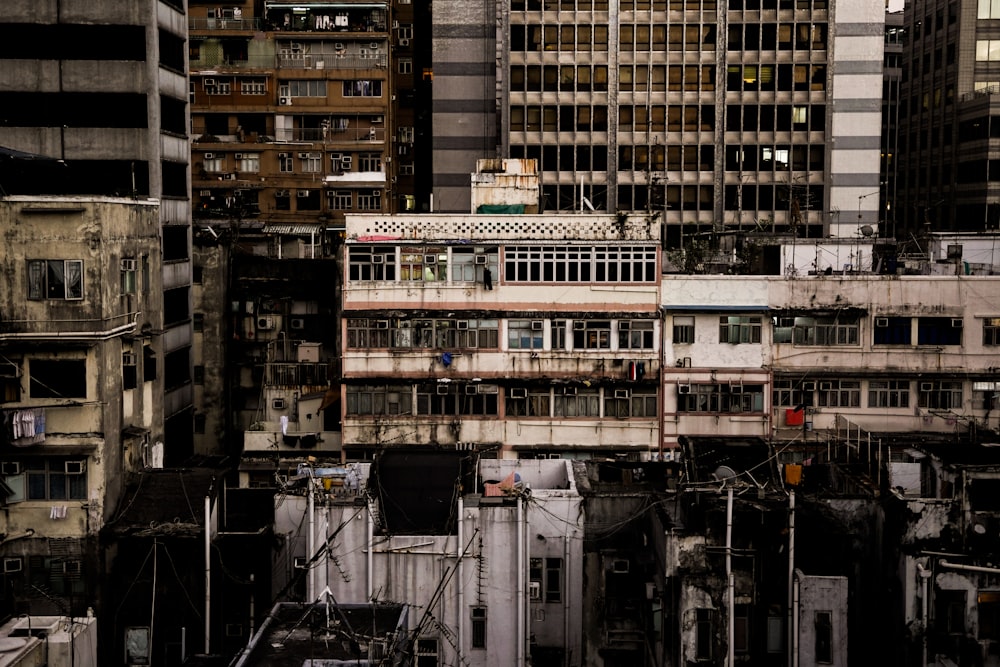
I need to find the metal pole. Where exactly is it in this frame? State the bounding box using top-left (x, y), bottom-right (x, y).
top-left (787, 491), bottom-right (795, 667)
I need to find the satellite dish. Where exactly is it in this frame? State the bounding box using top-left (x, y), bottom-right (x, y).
top-left (860, 225), bottom-right (874, 237)
top-left (712, 465), bottom-right (739, 481)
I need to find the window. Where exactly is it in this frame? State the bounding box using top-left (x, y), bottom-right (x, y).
top-left (873, 316), bottom-right (911, 345)
top-left (673, 316), bottom-right (695, 344)
top-left (817, 380), bottom-right (860, 407)
top-left (123, 349), bottom-right (137, 390)
top-left (278, 153), bottom-right (293, 173)
top-left (504, 245), bottom-right (657, 283)
top-left (471, 608), bottom-right (487, 649)
top-left (30, 359), bottom-right (86, 399)
top-left (346, 385), bottom-right (413, 415)
top-left (289, 80), bottom-right (327, 97)
top-left (203, 154), bottom-right (223, 173)
top-left (619, 320), bottom-right (655, 349)
top-left (974, 382), bottom-right (999, 410)
top-left (529, 557), bottom-right (563, 602)
top-left (984, 318), bottom-right (1000, 345)
top-left (604, 389), bottom-right (657, 417)
top-left (868, 380), bottom-right (909, 408)
top-left (815, 611), bottom-right (832, 663)
top-left (719, 316), bottom-right (762, 344)
top-left (301, 152), bottom-right (322, 173)
top-left (399, 58), bottom-right (413, 74)
top-left (27, 260), bottom-right (83, 300)
top-left (400, 248), bottom-right (446, 281)
top-left (976, 39), bottom-right (1000, 61)
top-left (398, 24), bottom-right (414, 41)
top-left (359, 153), bottom-right (382, 172)
top-left (143, 346), bottom-right (157, 382)
top-left (416, 383), bottom-right (499, 416)
top-left (695, 608), bottom-right (715, 660)
top-left (553, 388), bottom-right (600, 417)
top-left (328, 190), bottom-right (353, 211)
top-left (193, 365), bottom-right (204, 385)
top-left (399, 126), bottom-right (416, 143)
top-left (205, 79), bottom-right (231, 95)
top-left (120, 259), bottom-right (137, 295)
top-left (450, 247), bottom-right (497, 282)
top-left (347, 319), bottom-right (391, 348)
top-left (980, 593), bottom-right (1000, 640)
top-left (509, 320), bottom-right (544, 350)
top-left (778, 315), bottom-right (860, 346)
top-left (348, 246), bottom-right (396, 281)
top-left (415, 638), bottom-right (438, 667)
top-left (552, 320), bottom-right (569, 350)
top-left (734, 605), bottom-right (750, 654)
top-left (237, 153), bottom-right (260, 173)
top-left (679, 384), bottom-right (765, 413)
top-left (26, 458), bottom-right (87, 500)
top-left (240, 78), bottom-right (267, 95)
top-left (384, 319), bottom-right (499, 349)
top-left (343, 80), bottom-right (383, 97)
top-left (506, 387), bottom-right (551, 417)
top-left (917, 317), bottom-right (963, 346)
top-left (772, 378), bottom-right (810, 407)
top-left (918, 381), bottom-right (963, 409)
top-left (573, 320), bottom-right (611, 350)
top-left (357, 191), bottom-right (382, 211)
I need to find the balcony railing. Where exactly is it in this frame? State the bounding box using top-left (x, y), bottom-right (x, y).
top-left (191, 54), bottom-right (387, 71)
top-left (190, 17), bottom-right (263, 31)
top-left (266, 362), bottom-right (332, 387)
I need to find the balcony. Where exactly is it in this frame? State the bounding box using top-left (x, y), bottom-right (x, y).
top-left (189, 17), bottom-right (263, 31)
top-left (265, 362), bottom-right (333, 387)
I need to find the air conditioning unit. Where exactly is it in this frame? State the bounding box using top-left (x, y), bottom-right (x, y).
top-left (64, 461), bottom-right (86, 475)
top-left (456, 320), bottom-right (469, 330)
top-left (475, 254), bottom-right (489, 265)
top-left (952, 318), bottom-right (964, 328)
top-left (573, 321), bottom-right (586, 330)
top-left (371, 189), bottom-right (380, 196)
top-left (819, 382), bottom-right (833, 391)
top-left (298, 152), bottom-right (309, 159)
top-left (875, 317), bottom-right (889, 327)
top-left (802, 381), bottom-right (816, 391)
top-left (370, 42), bottom-right (379, 49)
top-left (334, 42), bottom-right (345, 50)
top-left (612, 559), bottom-right (630, 573)
top-left (290, 318), bottom-right (305, 330)
top-left (341, 156), bottom-right (352, 168)
top-left (374, 320), bottom-right (389, 329)
top-left (399, 38), bottom-right (410, 46)
top-left (275, 189), bottom-right (290, 197)
top-left (920, 382), bottom-right (935, 391)
top-left (1, 462), bottom-right (20, 476)
top-left (529, 581), bottom-right (541, 600)
top-left (279, 96), bottom-right (292, 106)
top-left (563, 386), bottom-right (577, 395)
top-left (436, 384), bottom-right (451, 395)
top-left (63, 561), bottom-right (81, 576)
top-left (120, 259), bottom-right (137, 272)
top-left (372, 115), bottom-right (384, 124)
top-left (730, 384), bottom-right (744, 393)
top-left (122, 351), bottom-right (136, 366)
top-left (257, 316), bottom-right (275, 330)
top-left (510, 388), bottom-right (527, 398)
top-left (272, 398), bottom-right (287, 410)
top-left (423, 255), bottom-right (437, 264)
top-left (614, 389), bottom-right (631, 399)
top-left (678, 384), bottom-right (691, 394)
top-left (199, 190), bottom-right (212, 197)
top-left (222, 173), bottom-right (236, 180)
top-left (203, 153), bottom-right (215, 160)
top-left (531, 320), bottom-right (544, 331)
top-left (2, 558), bottom-right (22, 574)
top-left (465, 385), bottom-right (479, 395)
top-left (204, 78), bottom-right (216, 86)
top-left (235, 153), bottom-right (244, 160)
top-left (294, 556), bottom-right (309, 569)
top-left (297, 190), bottom-right (310, 198)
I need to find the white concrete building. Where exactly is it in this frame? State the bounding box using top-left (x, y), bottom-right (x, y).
top-left (272, 457), bottom-right (584, 667)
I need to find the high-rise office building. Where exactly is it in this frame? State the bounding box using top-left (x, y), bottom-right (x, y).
top-left (493, 0), bottom-right (884, 239)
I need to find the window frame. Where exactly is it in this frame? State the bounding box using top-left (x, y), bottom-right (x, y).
top-left (27, 259), bottom-right (84, 301)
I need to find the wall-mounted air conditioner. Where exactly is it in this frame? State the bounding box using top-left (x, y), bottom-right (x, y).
top-left (529, 582), bottom-right (541, 600)
top-left (952, 318), bottom-right (963, 328)
top-left (2, 558), bottom-right (22, 574)
top-left (370, 42), bottom-right (379, 49)
top-left (235, 153), bottom-right (244, 160)
top-left (290, 318), bottom-right (305, 330)
top-left (423, 255), bottom-right (437, 264)
top-left (531, 320), bottom-right (544, 331)
top-left (279, 96), bottom-right (292, 106)
top-left (341, 156), bottom-right (352, 168)
top-left (436, 384), bottom-right (450, 395)
top-left (204, 78), bottom-right (216, 87)
top-left (819, 382), bottom-right (833, 391)
top-left (612, 559), bottom-right (630, 573)
top-left (563, 386), bottom-right (577, 395)
top-left (465, 385), bottom-right (479, 395)
top-left (678, 384), bottom-right (691, 394)
top-left (223, 173), bottom-right (236, 180)
top-left (510, 388), bottom-right (527, 398)
top-left (203, 153), bottom-right (215, 160)
top-left (257, 316), bottom-right (275, 330)
top-left (875, 317), bottom-right (889, 327)
top-left (399, 38), bottom-right (410, 46)
top-left (273, 399), bottom-right (287, 410)
top-left (614, 389), bottom-right (631, 399)
top-left (802, 381), bottom-right (816, 391)
top-left (456, 320), bottom-right (469, 330)
top-left (573, 321), bottom-right (586, 330)
top-left (1, 462), bottom-right (20, 476)
top-left (920, 382), bottom-right (935, 391)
